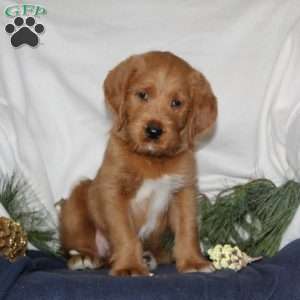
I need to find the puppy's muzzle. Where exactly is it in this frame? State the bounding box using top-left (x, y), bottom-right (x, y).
top-left (145, 121), bottom-right (163, 140)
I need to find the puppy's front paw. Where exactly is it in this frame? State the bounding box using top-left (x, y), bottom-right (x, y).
top-left (110, 264), bottom-right (150, 277)
top-left (177, 258), bottom-right (215, 273)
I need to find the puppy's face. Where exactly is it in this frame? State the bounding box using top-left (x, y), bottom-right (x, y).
top-left (125, 60), bottom-right (192, 156)
top-left (104, 51), bottom-right (217, 156)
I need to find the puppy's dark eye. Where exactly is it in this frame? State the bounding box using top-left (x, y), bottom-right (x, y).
top-left (136, 91), bottom-right (149, 101)
top-left (171, 99), bottom-right (182, 108)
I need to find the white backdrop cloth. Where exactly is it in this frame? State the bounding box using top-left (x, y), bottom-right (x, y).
top-left (0, 0), bottom-right (299, 247)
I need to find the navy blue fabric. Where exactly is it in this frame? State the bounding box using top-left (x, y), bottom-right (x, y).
top-left (1, 240), bottom-right (300, 300)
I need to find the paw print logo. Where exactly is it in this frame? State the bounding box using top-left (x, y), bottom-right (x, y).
top-left (5, 16), bottom-right (45, 48)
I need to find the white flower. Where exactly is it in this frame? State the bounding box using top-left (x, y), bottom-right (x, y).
top-left (207, 244), bottom-right (262, 272)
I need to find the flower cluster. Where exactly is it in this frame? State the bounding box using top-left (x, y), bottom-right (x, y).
top-left (208, 244), bottom-right (261, 271)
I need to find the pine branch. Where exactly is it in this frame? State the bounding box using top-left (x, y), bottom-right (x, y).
top-left (200, 179), bottom-right (300, 257)
top-left (0, 172), bottom-right (61, 255)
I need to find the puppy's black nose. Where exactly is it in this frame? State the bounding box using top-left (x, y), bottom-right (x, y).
top-left (145, 122), bottom-right (163, 140)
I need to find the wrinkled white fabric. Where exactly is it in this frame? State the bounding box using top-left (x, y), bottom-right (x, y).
top-left (0, 0), bottom-right (299, 247)
top-left (258, 21), bottom-right (300, 247)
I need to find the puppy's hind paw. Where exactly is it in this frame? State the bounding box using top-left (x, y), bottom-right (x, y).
top-left (67, 251), bottom-right (102, 270)
top-left (142, 251), bottom-right (157, 271)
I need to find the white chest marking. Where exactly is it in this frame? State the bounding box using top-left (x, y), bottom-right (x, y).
top-left (132, 175), bottom-right (185, 240)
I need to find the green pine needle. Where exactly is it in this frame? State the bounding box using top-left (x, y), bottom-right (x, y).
top-left (0, 172), bottom-right (61, 255)
top-left (199, 179), bottom-right (300, 257)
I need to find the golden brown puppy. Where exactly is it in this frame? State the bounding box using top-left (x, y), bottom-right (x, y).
top-left (59, 51), bottom-right (217, 276)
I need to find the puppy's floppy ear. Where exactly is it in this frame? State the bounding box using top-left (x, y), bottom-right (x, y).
top-left (103, 55), bottom-right (142, 130)
top-left (188, 70), bottom-right (217, 144)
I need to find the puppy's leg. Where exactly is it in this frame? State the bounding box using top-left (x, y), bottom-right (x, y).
top-left (144, 221), bottom-right (173, 267)
top-left (89, 188), bottom-right (149, 277)
top-left (169, 187), bottom-right (214, 273)
top-left (59, 180), bottom-right (103, 270)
